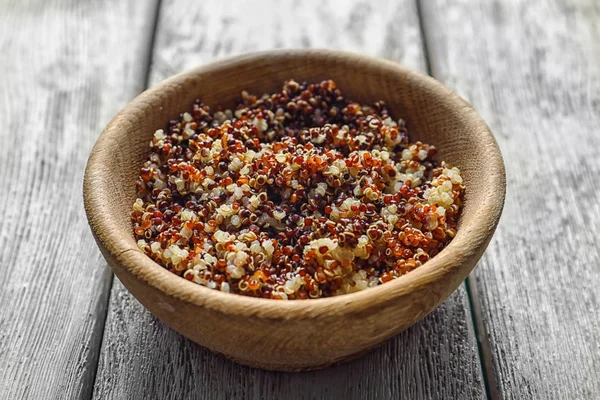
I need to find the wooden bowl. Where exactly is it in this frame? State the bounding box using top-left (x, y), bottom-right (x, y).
top-left (83, 50), bottom-right (505, 371)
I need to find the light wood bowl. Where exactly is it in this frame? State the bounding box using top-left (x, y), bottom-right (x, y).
top-left (84, 50), bottom-right (505, 371)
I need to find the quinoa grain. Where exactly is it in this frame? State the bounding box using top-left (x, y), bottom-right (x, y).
top-left (132, 80), bottom-right (464, 299)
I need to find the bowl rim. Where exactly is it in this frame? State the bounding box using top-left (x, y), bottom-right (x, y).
top-left (84, 49), bottom-right (506, 319)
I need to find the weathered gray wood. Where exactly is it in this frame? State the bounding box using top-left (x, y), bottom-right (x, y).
top-left (0, 1), bottom-right (158, 398)
top-left (421, 1), bottom-right (600, 398)
top-left (93, 1), bottom-right (485, 399)
top-left (95, 285), bottom-right (481, 400)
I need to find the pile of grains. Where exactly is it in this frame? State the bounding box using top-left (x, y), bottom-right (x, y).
top-left (132, 80), bottom-right (465, 299)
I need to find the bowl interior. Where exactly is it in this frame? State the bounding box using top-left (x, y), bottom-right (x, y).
top-left (85, 50), bottom-right (505, 313)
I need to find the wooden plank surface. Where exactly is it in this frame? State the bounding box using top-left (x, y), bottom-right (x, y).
top-left (92, 1), bottom-right (485, 399)
top-left (421, 1), bottom-right (600, 398)
top-left (0, 1), bottom-right (158, 398)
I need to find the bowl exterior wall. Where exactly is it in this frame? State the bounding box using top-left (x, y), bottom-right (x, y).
top-left (96, 233), bottom-right (483, 371)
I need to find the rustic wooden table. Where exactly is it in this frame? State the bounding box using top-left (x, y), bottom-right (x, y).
top-left (1, 1), bottom-right (599, 399)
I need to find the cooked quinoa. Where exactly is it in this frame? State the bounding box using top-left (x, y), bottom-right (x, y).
top-left (132, 80), bottom-right (464, 299)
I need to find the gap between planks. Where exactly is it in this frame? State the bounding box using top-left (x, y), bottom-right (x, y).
top-left (88, 0), bottom-right (163, 398)
top-left (415, 1), bottom-right (495, 398)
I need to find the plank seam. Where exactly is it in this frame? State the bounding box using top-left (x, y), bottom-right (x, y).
top-left (143, 0), bottom-right (163, 90)
top-left (415, 1), bottom-right (494, 398)
top-left (466, 275), bottom-right (500, 400)
top-left (88, 0), bottom-right (163, 398)
top-left (414, 0), bottom-right (433, 79)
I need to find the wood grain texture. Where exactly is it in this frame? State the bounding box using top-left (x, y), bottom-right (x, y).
top-left (92, 1), bottom-right (487, 398)
top-left (95, 287), bottom-right (480, 400)
top-left (421, 0), bottom-right (600, 398)
top-left (148, 0), bottom-right (426, 84)
top-left (0, 0), bottom-right (158, 398)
